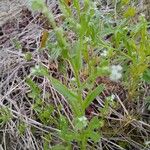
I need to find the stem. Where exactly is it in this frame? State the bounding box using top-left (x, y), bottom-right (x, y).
top-left (81, 137), bottom-right (86, 150)
top-left (69, 59), bottom-right (84, 116)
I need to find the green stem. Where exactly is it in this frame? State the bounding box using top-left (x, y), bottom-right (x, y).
top-left (69, 59), bottom-right (84, 116)
top-left (81, 137), bottom-right (86, 150)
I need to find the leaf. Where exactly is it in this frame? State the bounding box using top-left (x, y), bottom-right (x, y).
top-left (54, 27), bottom-right (69, 58)
top-left (12, 38), bottom-right (22, 50)
top-left (50, 77), bottom-right (77, 103)
top-left (83, 84), bottom-right (104, 109)
top-left (60, 130), bottom-right (78, 142)
top-left (59, 116), bottom-right (79, 142)
top-left (31, 0), bottom-right (45, 11)
top-left (51, 145), bottom-right (67, 150)
top-left (49, 76), bottom-right (81, 115)
top-left (88, 117), bottom-right (104, 130)
top-left (73, 0), bottom-right (80, 12)
top-left (24, 52), bottom-right (32, 61)
top-left (121, 0), bottom-right (130, 5)
top-left (84, 117), bottom-right (103, 143)
top-left (124, 7), bottom-right (136, 18)
top-left (59, 115), bottom-right (68, 131)
top-left (59, 0), bottom-right (72, 17)
top-left (71, 40), bottom-right (82, 71)
top-left (0, 107), bottom-right (12, 126)
top-left (31, 65), bottom-right (49, 76)
top-left (26, 78), bottom-right (41, 99)
top-left (142, 69), bottom-right (150, 83)
top-left (89, 131), bottom-right (101, 143)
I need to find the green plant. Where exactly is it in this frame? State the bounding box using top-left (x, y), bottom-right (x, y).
top-left (26, 78), bottom-right (57, 125)
top-left (28, 0), bottom-right (111, 148)
top-left (31, 0), bottom-right (109, 108)
top-left (0, 107), bottom-right (12, 126)
top-left (110, 15), bottom-right (150, 98)
top-left (17, 121), bottom-right (27, 135)
top-left (25, 0), bottom-right (150, 149)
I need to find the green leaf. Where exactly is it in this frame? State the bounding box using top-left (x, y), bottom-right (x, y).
top-left (73, 0), bottom-right (80, 13)
top-left (59, 116), bottom-right (79, 142)
top-left (26, 78), bottom-right (41, 99)
top-left (59, 0), bottom-right (72, 17)
top-left (142, 69), bottom-right (150, 83)
top-left (49, 76), bottom-right (81, 116)
top-left (31, 0), bottom-right (45, 11)
top-left (51, 145), bottom-right (67, 150)
top-left (61, 131), bottom-right (78, 142)
top-left (84, 117), bottom-right (103, 143)
top-left (124, 7), bottom-right (136, 18)
top-left (73, 0), bottom-right (80, 9)
top-left (31, 65), bottom-right (49, 76)
top-left (12, 38), bottom-right (22, 50)
top-left (121, 0), bottom-right (130, 5)
top-left (0, 107), bottom-right (12, 126)
top-left (39, 105), bottom-right (54, 123)
top-left (18, 122), bottom-right (27, 135)
top-left (71, 40), bottom-right (82, 71)
top-left (89, 131), bottom-right (101, 143)
top-left (88, 117), bottom-right (104, 130)
top-left (83, 84), bottom-right (104, 109)
top-left (59, 115), bottom-right (68, 131)
top-left (49, 77), bottom-right (77, 102)
top-left (54, 27), bottom-right (69, 58)
top-left (24, 52), bottom-right (32, 61)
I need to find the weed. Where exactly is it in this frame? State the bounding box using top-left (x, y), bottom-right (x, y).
top-left (0, 0), bottom-right (149, 149)
top-left (0, 107), bottom-right (12, 126)
top-left (26, 0), bottom-right (150, 149)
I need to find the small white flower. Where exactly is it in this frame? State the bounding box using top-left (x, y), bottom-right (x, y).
top-left (110, 72), bottom-right (122, 81)
top-left (101, 50), bottom-right (108, 57)
top-left (35, 65), bottom-right (40, 69)
top-left (78, 116), bottom-right (87, 122)
top-left (111, 65), bottom-right (122, 72)
top-left (145, 141), bottom-right (150, 145)
top-left (84, 37), bottom-right (91, 42)
top-left (78, 116), bottom-right (88, 127)
top-left (30, 65), bottom-right (40, 74)
top-left (71, 77), bottom-right (76, 81)
top-left (132, 52), bottom-right (136, 55)
top-left (110, 65), bottom-right (122, 81)
top-left (110, 94), bottom-right (115, 101)
top-left (140, 13), bottom-right (145, 17)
